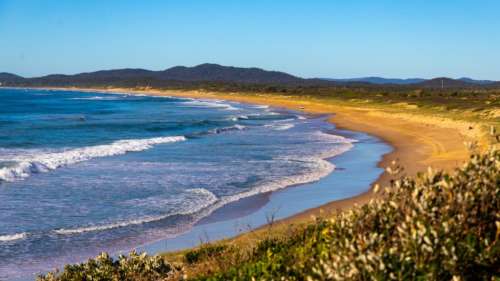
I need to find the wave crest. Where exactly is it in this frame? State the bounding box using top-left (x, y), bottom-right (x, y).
top-left (265, 123), bottom-right (295, 131)
top-left (54, 188), bottom-right (217, 235)
top-left (180, 99), bottom-right (239, 111)
top-left (207, 124), bottom-right (246, 134)
top-left (0, 136), bottom-right (186, 182)
top-left (0, 232), bottom-right (27, 242)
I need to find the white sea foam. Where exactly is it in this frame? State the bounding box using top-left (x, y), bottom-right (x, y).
top-left (250, 105), bottom-right (269, 109)
top-left (0, 232), bottom-right (27, 242)
top-left (233, 124), bottom-right (246, 130)
top-left (193, 142), bottom-right (355, 223)
top-left (208, 124), bottom-right (246, 134)
top-left (181, 99), bottom-right (239, 110)
top-left (265, 123), bottom-right (295, 131)
top-left (227, 114), bottom-right (252, 121)
top-left (70, 96), bottom-right (119, 100)
top-left (54, 188), bottom-right (217, 235)
top-left (219, 157), bottom-right (335, 204)
top-left (0, 136), bottom-right (186, 182)
top-left (312, 131), bottom-right (358, 143)
top-left (275, 118), bottom-right (296, 123)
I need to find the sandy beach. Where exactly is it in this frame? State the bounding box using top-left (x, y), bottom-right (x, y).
top-left (36, 87), bottom-right (476, 226)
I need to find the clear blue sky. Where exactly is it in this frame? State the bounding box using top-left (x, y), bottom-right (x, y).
top-left (1, 0), bottom-right (499, 79)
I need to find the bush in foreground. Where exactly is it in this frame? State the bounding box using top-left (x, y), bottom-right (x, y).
top-left (37, 251), bottom-right (173, 281)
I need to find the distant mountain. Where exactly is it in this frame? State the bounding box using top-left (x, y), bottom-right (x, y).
top-left (322, 76), bottom-right (499, 86)
top-left (457, 77), bottom-right (496, 85)
top-left (0, 72), bottom-right (24, 82)
top-left (489, 81), bottom-right (500, 87)
top-left (158, 63), bottom-right (304, 84)
top-left (1, 64), bottom-right (498, 88)
top-left (414, 77), bottom-right (476, 88)
top-left (0, 64), bottom-right (309, 87)
top-left (322, 77), bottom-right (426, 85)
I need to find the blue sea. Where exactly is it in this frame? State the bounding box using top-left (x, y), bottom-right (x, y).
top-left (0, 88), bottom-right (358, 279)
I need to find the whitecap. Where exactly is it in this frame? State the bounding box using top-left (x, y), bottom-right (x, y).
top-left (54, 188), bottom-right (217, 235)
top-left (180, 100), bottom-right (239, 111)
top-left (0, 136), bottom-right (186, 182)
top-left (265, 123), bottom-right (295, 131)
top-left (207, 124), bottom-right (246, 135)
top-left (70, 96), bottom-right (119, 101)
top-left (0, 232), bottom-right (27, 242)
top-left (250, 105), bottom-right (269, 109)
top-left (311, 131), bottom-right (358, 143)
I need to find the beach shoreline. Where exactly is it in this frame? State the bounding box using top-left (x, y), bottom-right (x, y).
top-left (8, 86), bottom-right (474, 230)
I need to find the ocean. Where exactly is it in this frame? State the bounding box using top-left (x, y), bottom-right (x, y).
top-left (0, 88), bottom-right (360, 279)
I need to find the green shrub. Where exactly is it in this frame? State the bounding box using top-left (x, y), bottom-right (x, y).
top-left (37, 251), bottom-right (173, 281)
top-left (184, 244), bottom-right (228, 264)
top-left (195, 148), bottom-right (500, 280)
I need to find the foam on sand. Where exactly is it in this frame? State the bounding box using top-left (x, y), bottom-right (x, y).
top-left (0, 136), bottom-right (186, 182)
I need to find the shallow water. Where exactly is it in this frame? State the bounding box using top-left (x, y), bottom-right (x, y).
top-left (0, 88), bottom-right (358, 280)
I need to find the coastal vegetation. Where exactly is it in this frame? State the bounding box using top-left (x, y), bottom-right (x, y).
top-left (36, 251), bottom-right (175, 281)
top-left (37, 144), bottom-right (500, 280)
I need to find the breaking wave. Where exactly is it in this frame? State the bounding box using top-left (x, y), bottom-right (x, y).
top-left (207, 124), bottom-right (246, 134)
top-left (265, 123), bottom-right (295, 131)
top-left (0, 232), bottom-right (27, 242)
top-left (70, 96), bottom-right (119, 100)
top-left (0, 136), bottom-right (186, 182)
top-left (180, 99), bottom-right (239, 110)
top-left (53, 188), bottom-right (217, 235)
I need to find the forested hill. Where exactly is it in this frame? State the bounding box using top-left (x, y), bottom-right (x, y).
top-left (0, 64), bottom-right (327, 87)
top-left (0, 63), bottom-right (498, 89)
